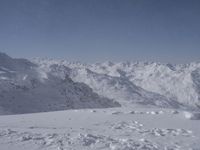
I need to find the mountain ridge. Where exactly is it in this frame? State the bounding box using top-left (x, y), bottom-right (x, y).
top-left (33, 58), bottom-right (200, 110)
top-left (0, 52), bottom-right (120, 115)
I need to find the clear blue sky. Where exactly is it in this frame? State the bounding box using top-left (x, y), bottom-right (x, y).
top-left (0, 0), bottom-right (200, 63)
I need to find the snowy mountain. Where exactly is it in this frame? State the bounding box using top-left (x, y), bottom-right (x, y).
top-left (0, 53), bottom-right (120, 115)
top-left (1, 52), bottom-right (200, 115)
top-left (33, 59), bottom-right (200, 110)
top-left (1, 53), bottom-right (200, 150)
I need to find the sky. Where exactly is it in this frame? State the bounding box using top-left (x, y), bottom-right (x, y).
top-left (0, 0), bottom-right (200, 63)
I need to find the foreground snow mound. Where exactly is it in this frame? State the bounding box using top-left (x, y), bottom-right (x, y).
top-left (0, 53), bottom-right (120, 115)
top-left (183, 111), bottom-right (200, 120)
top-left (34, 59), bottom-right (200, 109)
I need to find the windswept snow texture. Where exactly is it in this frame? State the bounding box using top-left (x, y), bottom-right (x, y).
top-left (0, 107), bottom-right (199, 150)
top-left (34, 59), bottom-right (200, 110)
top-left (0, 53), bottom-right (120, 115)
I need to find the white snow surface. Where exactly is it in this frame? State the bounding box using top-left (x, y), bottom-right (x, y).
top-left (0, 107), bottom-right (199, 150)
top-left (183, 111), bottom-right (200, 120)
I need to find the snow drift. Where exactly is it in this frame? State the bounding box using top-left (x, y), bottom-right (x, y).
top-left (183, 111), bottom-right (200, 120)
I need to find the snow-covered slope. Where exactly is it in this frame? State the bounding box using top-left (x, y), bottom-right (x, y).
top-left (0, 53), bottom-right (120, 115)
top-left (34, 59), bottom-right (200, 110)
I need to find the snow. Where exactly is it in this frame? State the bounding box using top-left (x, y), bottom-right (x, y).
top-left (0, 52), bottom-right (200, 149)
top-left (183, 111), bottom-right (200, 120)
top-left (0, 107), bottom-right (199, 150)
top-left (0, 76), bottom-right (9, 80)
top-left (0, 53), bottom-right (119, 115)
top-left (33, 59), bottom-right (200, 110)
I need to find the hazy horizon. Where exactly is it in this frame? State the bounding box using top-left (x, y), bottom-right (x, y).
top-left (0, 0), bottom-right (200, 63)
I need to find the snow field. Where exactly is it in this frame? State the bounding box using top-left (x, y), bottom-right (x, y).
top-left (0, 107), bottom-right (199, 150)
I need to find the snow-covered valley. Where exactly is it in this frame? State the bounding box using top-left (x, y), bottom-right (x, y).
top-left (0, 52), bottom-right (200, 150)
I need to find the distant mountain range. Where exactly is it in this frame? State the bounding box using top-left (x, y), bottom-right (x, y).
top-left (33, 58), bottom-right (200, 110)
top-left (1, 52), bottom-right (200, 115)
